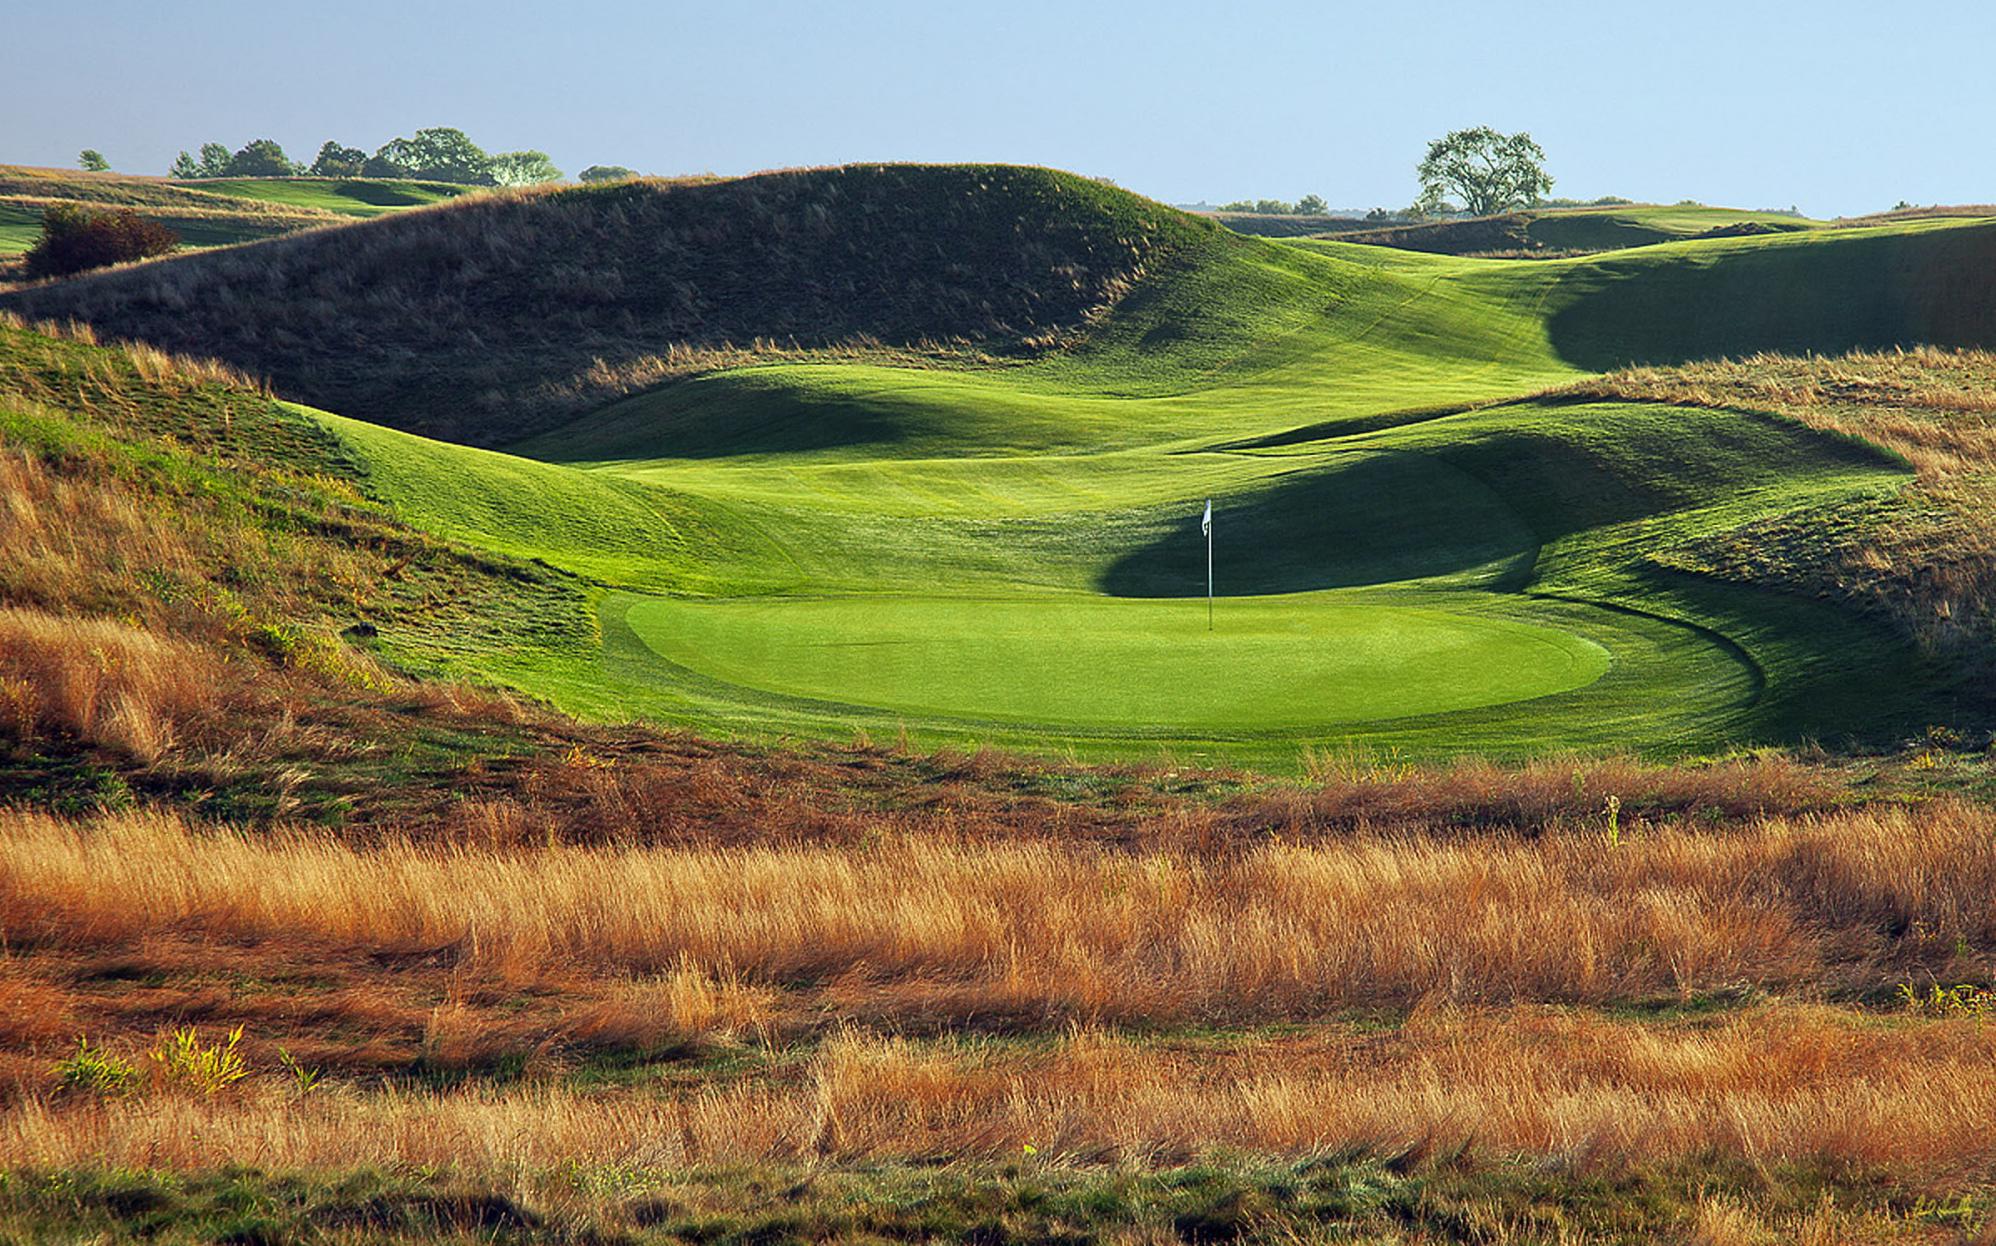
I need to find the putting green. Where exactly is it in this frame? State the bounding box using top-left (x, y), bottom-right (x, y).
top-left (625, 593), bottom-right (1611, 731)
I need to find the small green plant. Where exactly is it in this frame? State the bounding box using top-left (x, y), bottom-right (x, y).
top-left (1896, 981), bottom-right (1993, 1018)
top-left (277, 1046), bottom-right (322, 1094)
top-left (54, 1035), bottom-right (137, 1097)
top-left (1602, 794), bottom-right (1623, 848)
top-left (149, 1024), bottom-right (250, 1094)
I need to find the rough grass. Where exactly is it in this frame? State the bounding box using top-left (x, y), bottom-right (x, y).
top-left (0, 165), bottom-right (1218, 445)
top-left (1550, 346), bottom-right (1996, 671)
top-left (4, 800), bottom-right (1990, 1031)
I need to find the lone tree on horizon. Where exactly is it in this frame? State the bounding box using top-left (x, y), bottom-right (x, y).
top-left (1416, 127), bottom-right (1553, 217)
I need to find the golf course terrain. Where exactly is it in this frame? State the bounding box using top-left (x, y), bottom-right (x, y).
top-left (9, 164), bottom-right (1995, 765)
top-left (9, 148), bottom-right (1996, 1246)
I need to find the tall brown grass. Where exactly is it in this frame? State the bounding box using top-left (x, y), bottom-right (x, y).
top-left (4, 1006), bottom-right (1992, 1179)
top-left (0, 608), bottom-right (227, 764)
top-left (4, 803), bottom-right (1989, 1022)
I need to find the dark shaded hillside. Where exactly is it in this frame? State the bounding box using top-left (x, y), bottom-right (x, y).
top-left (1328, 207), bottom-right (1816, 258)
top-left (1544, 221), bottom-right (1996, 370)
top-left (0, 165), bottom-right (1216, 445)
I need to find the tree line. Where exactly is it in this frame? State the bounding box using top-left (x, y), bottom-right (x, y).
top-left (153, 129), bottom-right (637, 186)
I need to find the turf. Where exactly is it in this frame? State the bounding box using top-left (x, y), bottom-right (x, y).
top-left (626, 592), bottom-right (1611, 731)
top-left (16, 166), bottom-right (1988, 765)
top-left (177, 176), bottom-right (478, 217)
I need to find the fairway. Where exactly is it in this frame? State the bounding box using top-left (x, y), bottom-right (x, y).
top-left (624, 593), bottom-right (1611, 731)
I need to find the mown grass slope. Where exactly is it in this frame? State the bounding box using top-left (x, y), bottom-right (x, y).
top-left (174, 175), bottom-right (477, 217)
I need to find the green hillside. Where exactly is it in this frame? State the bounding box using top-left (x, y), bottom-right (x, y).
top-left (9, 165), bottom-right (1993, 765)
top-left (177, 175), bottom-right (479, 217)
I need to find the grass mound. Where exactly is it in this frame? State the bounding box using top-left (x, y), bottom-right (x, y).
top-left (0, 165), bottom-right (1220, 445)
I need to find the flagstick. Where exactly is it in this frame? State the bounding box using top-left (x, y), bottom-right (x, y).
top-left (1207, 516), bottom-right (1213, 632)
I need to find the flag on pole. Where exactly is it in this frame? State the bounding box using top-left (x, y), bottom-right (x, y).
top-left (1202, 499), bottom-right (1213, 630)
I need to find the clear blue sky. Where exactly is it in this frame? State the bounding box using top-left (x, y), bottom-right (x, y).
top-left (8, 0), bottom-right (1989, 217)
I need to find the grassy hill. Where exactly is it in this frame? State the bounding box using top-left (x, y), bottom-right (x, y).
top-left (0, 165), bottom-right (342, 262)
top-left (0, 165), bottom-right (1213, 445)
top-left (8, 165), bottom-right (1996, 765)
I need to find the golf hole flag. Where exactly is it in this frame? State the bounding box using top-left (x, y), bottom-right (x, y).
top-left (1202, 498), bottom-right (1213, 630)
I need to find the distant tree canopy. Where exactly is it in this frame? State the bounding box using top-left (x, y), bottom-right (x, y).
top-left (23, 203), bottom-right (178, 279)
top-left (1215, 195), bottom-right (1328, 216)
top-left (310, 141), bottom-right (368, 177)
top-left (578, 164), bottom-right (639, 183)
top-left (166, 127), bottom-right (571, 186)
top-left (77, 150), bottom-right (110, 173)
top-left (370, 128), bottom-right (496, 184)
top-left (1416, 126), bottom-right (1553, 217)
top-left (489, 150), bottom-right (564, 186)
top-left (197, 143), bottom-right (232, 179)
top-left (225, 139), bottom-right (302, 177)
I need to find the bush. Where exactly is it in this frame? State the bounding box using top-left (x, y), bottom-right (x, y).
top-left (149, 1024), bottom-right (250, 1095)
top-left (22, 204), bottom-right (179, 279)
top-left (55, 1035), bottom-right (138, 1096)
top-left (579, 165), bottom-right (638, 183)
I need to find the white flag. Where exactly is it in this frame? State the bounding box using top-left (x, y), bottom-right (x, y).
top-left (1201, 499), bottom-right (1212, 536)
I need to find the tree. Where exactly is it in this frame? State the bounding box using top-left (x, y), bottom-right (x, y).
top-left (372, 127), bottom-right (494, 184)
top-left (579, 165), bottom-right (639, 183)
top-left (1294, 194), bottom-right (1328, 215)
top-left (225, 138), bottom-right (299, 177)
top-left (310, 141), bottom-right (368, 177)
top-left (197, 143), bottom-right (232, 179)
top-left (488, 150), bottom-right (563, 186)
top-left (23, 204), bottom-right (178, 279)
top-left (77, 150), bottom-right (110, 173)
top-left (168, 151), bottom-right (202, 179)
top-left (1415, 126), bottom-right (1553, 217)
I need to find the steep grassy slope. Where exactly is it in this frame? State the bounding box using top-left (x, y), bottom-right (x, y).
top-left (0, 166), bottom-right (1216, 445)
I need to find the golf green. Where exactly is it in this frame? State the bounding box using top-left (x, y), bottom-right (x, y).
top-left (624, 594), bottom-right (1611, 731)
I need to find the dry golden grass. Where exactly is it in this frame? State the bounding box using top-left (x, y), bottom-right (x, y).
top-left (0, 608), bottom-right (234, 765)
top-left (3, 1006), bottom-right (1992, 1180)
top-left (4, 802), bottom-right (1989, 1026)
